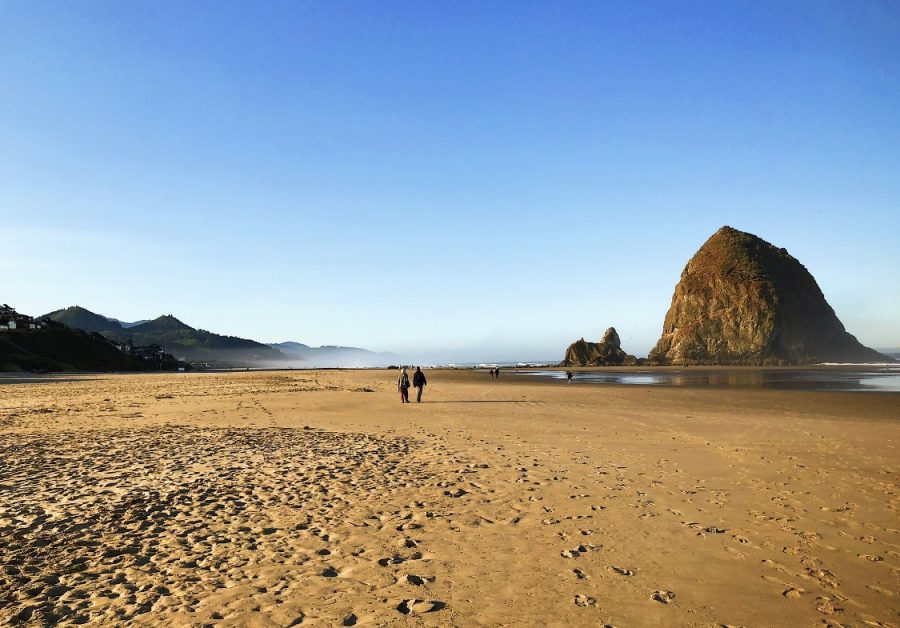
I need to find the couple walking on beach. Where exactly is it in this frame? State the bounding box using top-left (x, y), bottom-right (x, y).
top-left (398, 366), bottom-right (427, 403)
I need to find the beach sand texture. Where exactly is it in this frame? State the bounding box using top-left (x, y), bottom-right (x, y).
top-left (1, 370), bottom-right (898, 627)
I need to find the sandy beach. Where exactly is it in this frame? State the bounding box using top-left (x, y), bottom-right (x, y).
top-left (1, 369), bottom-right (897, 627)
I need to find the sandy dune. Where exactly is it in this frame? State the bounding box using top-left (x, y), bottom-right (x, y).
top-left (1, 370), bottom-right (898, 626)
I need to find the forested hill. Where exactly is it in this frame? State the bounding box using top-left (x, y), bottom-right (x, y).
top-left (0, 321), bottom-right (151, 372)
top-left (40, 307), bottom-right (285, 366)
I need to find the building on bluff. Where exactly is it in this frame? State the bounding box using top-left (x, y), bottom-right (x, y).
top-left (648, 226), bottom-right (892, 365)
top-left (561, 327), bottom-right (639, 366)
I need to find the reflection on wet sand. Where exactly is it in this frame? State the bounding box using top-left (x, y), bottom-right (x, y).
top-left (518, 367), bottom-right (900, 392)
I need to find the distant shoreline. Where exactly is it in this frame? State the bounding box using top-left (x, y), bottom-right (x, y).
top-left (2, 362), bottom-right (897, 375)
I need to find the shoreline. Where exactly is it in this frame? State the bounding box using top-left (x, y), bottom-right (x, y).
top-left (5, 363), bottom-right (899, 394)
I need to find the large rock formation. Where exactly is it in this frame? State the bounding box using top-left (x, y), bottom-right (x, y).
top-left (648, 226), bottom-right (892, 365)
top-left (563, 327), bottom-right (637, 366)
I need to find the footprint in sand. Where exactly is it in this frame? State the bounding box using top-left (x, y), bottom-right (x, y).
top-left (806, 567), bottom-right (840, 588)
top-left (395, 599), bottom-right (446, 614)
top-left (379, 549), bottom-right (423, 568)
top-left (858, 554), bottom-right (883, 562)
top-left (561, 544), bottom-right (597, 558)
top-left (573, 568), bottom-right (589, 580)
top-left (866, 584), bottom-right (894, 597)
top-left (652, 590), bottom-right (675, 604)
top-left (405, 574), bottom-right (435, 586)
top-left (815, 596), bottom-right (842, 615)
top-left (574, 594), bottom-right (597, 607)
top-left (610, 566), bottom-right (635, 576)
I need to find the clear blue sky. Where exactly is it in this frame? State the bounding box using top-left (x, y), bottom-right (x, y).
top-left (2, 1), bottom-right (899, 361)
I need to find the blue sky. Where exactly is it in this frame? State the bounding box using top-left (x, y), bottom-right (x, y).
top-left (2, 1), bottom-right (899, 361)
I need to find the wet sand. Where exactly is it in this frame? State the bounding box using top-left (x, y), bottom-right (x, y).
top-left (1, 369), bottom-right (897, 626)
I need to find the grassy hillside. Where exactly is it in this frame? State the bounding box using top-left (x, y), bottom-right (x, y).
top-left (102, 316), bottom-right (285, 365)
top-left (38, 305), bottom-right (121, 334)
top-left (41, 309), bottom-right (286, 366)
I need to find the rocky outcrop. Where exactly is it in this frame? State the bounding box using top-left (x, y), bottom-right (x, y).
top-left (648, 226), bottom-right (892, 365)
top-left (563, 327), bottom-right (637, 366)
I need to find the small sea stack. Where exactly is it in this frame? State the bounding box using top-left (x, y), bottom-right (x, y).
top-left (562, 327), bottom-right (639, 366)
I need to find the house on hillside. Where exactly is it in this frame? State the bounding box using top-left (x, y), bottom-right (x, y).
top-left (109, 339), bottom-right (130, 353)
top-left (0, 304), bottom-right (37, 331)
top-left (132, 344), bottom-right (166, 361)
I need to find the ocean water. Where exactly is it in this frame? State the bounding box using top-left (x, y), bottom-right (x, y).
top-left (515, 365), bottom-right (900, 393)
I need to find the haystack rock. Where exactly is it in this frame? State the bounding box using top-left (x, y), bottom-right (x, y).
top-left (648, 226), bottom-right (892, 365)
top-left (563, 327), bottom-right (637, 366)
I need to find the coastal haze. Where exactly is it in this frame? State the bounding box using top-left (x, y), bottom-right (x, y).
top-left (1, 3), bottom-right (899, 628)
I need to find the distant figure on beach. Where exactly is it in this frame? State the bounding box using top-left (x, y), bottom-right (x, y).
top-left (495, 367), bottom-right (501, 378)
top-left (566, 370), bottom-right (573, 383)
top-left (398, 367), bottom-right (411, 403)
top-left (413, 366), bottom-right (427, 402)
top-left (489, 368), bottom-right (495, 379)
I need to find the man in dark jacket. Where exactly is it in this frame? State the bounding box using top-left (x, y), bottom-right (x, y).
top-left (413, 366), bottom-right (427, 403)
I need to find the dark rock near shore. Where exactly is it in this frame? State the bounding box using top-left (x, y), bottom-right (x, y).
top-left (648, 226), bottom-right (892, 365)
top-left (562, 327), bottom-right (638, 366)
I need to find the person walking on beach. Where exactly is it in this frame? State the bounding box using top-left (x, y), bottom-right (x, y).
top-left (413, 366), bottom-right (427, 402)
top-left (398, 367), bottom-right (411, 403)
top-left (566, 370), bottom-right (573, 383)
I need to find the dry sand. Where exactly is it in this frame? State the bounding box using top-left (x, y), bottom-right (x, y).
top-left (1, 369), bottom-right (897, 627)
